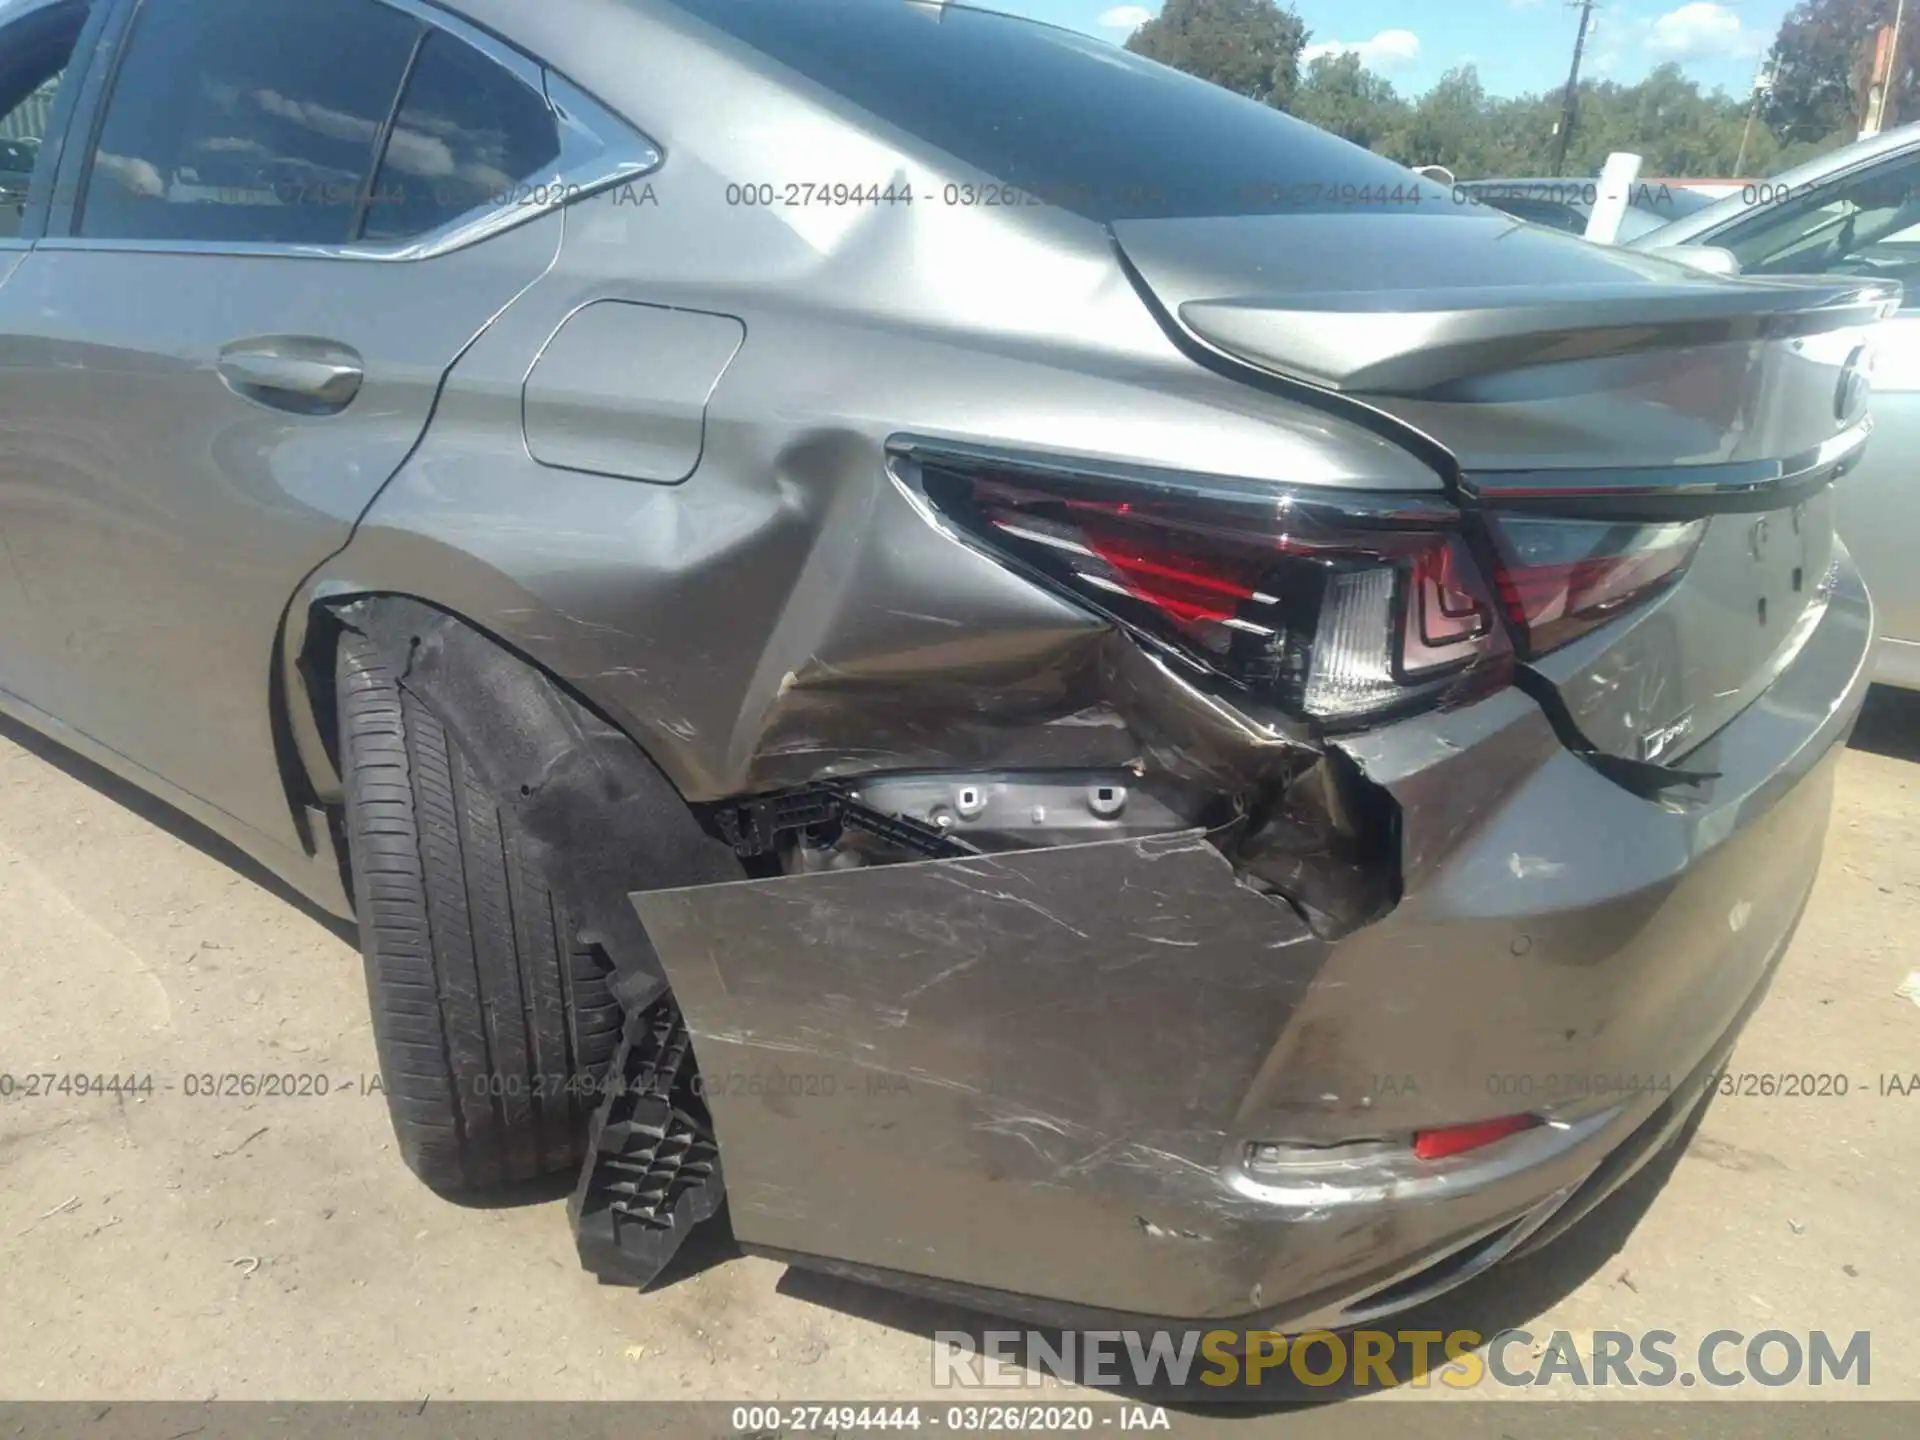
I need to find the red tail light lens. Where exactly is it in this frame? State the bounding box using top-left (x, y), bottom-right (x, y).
top-left (909, 456), bottom-right (1510, 726)
top-left (1486, 515), bottom-right (1707, 656)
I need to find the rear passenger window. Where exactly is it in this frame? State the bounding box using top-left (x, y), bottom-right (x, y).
top-left (76, 0), bottom-right (420, 244)
top-left (75, 0), bottom-right (563, 248)
top-left (360, 29), bottom-right (561, 244)
top-left (666, 0), bottom-right (1427, 221)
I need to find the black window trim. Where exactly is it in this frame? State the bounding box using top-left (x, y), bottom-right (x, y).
top-left (349, 20), bottom-right (430, 245)
top-left (0, 0), bottom-right (112, 249)
top-left (39, 0), bottom-right (663, 261)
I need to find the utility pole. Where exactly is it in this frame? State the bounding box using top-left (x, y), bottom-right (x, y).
top-left (1861, 0), bottom-right (1907, 137)
top-left (1888, 0), bottom-right (1908, 130)
top-left (1552, 0), bottom-right (1598, 177)
top-left (1735, 59), bottom-right (1774, 176)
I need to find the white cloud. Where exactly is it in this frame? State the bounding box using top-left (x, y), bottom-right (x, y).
top-left (1586, 10), bottom-right (1650, 76)
top-left (1301, 28), bottom-right (1422, 71)
top-left (1647, 3), bottom-right (1765, 61)
top-left (1098, 4), bottom-right (1153, 28)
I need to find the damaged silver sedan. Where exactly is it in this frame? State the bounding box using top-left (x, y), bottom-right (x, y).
top-left (0, 0), bottom-right (1885, 1331)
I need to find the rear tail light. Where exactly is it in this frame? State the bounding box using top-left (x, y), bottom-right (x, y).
top-left (908, 455), bottom-right (1511, 726)
top-left (1485, 515), bottom-right (1707, 656)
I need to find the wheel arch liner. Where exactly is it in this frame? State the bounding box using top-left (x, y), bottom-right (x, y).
top-left (329, 594), bottom-right (744, 1008)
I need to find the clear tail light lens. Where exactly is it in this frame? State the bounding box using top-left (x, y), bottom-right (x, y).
top-left (911, 457), bottom-right (1511, 726)
top-left (1485, 515), bottom-right (1707, 656)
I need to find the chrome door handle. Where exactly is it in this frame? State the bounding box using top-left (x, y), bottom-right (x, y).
top-left (216, 337), bottom-right (365, 415)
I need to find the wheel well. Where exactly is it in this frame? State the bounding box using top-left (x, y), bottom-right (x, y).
top-left (264, 599), bottom-right (342, 902)
top-left (293, 593), bottom-right (744, 1006)
top-left (292, 601), bottom-right (349, 798)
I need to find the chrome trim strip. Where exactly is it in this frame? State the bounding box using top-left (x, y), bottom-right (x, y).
top-left (1293, 1192), bottom-right (1571, 1332)
top-left (1224, 1103), bottom-right (1624, 1210)
top-left (395, 0), bottom-right (542, 91)
top-left (38, 0), bottom-right (662, 263)
top-left (1227, 1105), bottom-right (1624, 1331)
top-left (1462, 419), bottom-right (1872, 517)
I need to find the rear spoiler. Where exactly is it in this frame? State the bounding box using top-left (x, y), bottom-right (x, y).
top-left (1178, 279), bottom-right (1901, 396)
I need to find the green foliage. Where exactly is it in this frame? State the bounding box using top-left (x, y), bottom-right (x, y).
top-left (1291, 52), bottom-right (1405, 151)
top-left (1531, 65), bottom-right (1780, 177)
top-left (1289, 59), bottom-right (1773, 178)
top-left (1125, 0), bottom-right (1309, 108)
top-left (1764, 0), bottom-right (1917, 147)
top-left (1121, 0), bottom-right (1889, 178)
top-left (1388, 65), bottom-right (1504, 173)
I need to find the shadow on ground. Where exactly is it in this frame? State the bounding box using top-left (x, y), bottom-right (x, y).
top-left (0, 711), bottom-right (360, 948)
top-left (1850, 684), bottom-right (1920, 764)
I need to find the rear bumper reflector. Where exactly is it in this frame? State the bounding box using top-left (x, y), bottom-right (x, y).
top-left (1412, 1112), bottom-right (1543, 1161)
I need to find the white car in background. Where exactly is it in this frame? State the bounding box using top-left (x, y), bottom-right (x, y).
top-left (1636, 124), bottom-right (1920, 690)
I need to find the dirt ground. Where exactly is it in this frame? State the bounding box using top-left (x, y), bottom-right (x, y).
top-left (1, 688), bottom-right (1916, 1407)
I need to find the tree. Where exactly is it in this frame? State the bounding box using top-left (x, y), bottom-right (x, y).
top-left (1133, 10), bottom-right (1787, 180)
top-left (1765, 0), bottom-right (1917, 147)
top-left (1386, 65), bottom-right (1497, 173)
top-left (1292, 52), bottom-right (1408, 150)
top-left (1558, 65), bottom-right (1776, 176)
top-left (1126, 0), bottom-right (1309, 109)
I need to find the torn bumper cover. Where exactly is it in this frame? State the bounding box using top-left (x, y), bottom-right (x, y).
top-left (626, 556), bottom-right (1871, 1330)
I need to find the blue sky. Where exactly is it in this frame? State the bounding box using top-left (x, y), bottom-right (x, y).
top-left (996, 1), bottom-right (1793, 99)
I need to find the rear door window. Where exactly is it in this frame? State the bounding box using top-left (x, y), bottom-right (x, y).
top-left (75, 0), bottom-right (421, 244)
top-left (72, 0), bottom-right (563, 249)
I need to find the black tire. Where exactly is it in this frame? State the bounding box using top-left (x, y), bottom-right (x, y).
top-left (335, 629), bottom-right (623, 1191)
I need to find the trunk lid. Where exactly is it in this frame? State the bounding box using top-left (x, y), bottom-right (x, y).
top-left (1113, 211), bottom-right (1894, 764)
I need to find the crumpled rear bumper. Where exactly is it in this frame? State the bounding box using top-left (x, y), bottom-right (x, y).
top-left (631, 548), bottom-right (1872, 1329)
